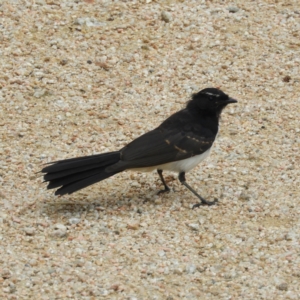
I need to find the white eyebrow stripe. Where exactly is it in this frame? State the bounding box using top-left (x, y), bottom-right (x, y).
top-left (202, 92), bottom-right (221, 97)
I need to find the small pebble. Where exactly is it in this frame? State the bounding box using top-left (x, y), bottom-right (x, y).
top-left (28, 259), bottom-right (38, 267)
top-left (60, 59), bottom-right (68, 65)
top-left (198, 216), bottom-right (206, 225)
top-left (1, 269), bottom-right (12, 279)
top-left (158, 250), bottom-right (165, 257)
top-left (74, 17), bottom-right (106, 27)
top-left (186, 264), bottom-right (196, 274)
top-left (228, 6), bottom-right (239, 13)
top-left (187, 223), bottom-right (200, 231)
top-left (277, 283), bottom-right (288, 291)
top-left (174, 268), bottom-right (183, 275)
top-left (51, 224), bottom-right (67, 238)
top-left (74, 260), bottom-right (85, 267)
top-left (33, 89), bottom-right (46, 98)
top-left (127, 222), bottom-right (139, 230)
top-left (109, 284), bottom-right (119, 291)
top-left (161, 11), bottom-right (172, 23)
top-left (8, 283), bottom-right (16, 293)
top-left (24, 227), bottom-right (36, 236)
top-left (69, 218), bottom-right (81, 225)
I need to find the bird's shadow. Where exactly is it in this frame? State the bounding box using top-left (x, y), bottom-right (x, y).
top-left (39, 173), bottom-right (179, 215)
top-left (38, 187), bottom-right (166, 221)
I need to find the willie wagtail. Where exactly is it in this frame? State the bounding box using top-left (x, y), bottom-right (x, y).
top-left (41, 88), bottom-right (237, 208)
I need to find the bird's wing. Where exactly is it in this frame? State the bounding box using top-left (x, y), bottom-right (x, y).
top-left (107, 110), bottom-right (216, 171)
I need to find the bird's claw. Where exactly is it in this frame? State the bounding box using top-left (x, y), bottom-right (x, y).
top-left (157, 188), bottom-right (170, 195)
top-left (192, 198), bottom-right (218, 209)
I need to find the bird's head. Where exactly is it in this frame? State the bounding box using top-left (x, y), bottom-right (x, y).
top-left (187, 88), bottom-right (237, 112)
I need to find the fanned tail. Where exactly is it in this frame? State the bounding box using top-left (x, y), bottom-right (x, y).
top-left (41, 151), bottom-right (121, 195)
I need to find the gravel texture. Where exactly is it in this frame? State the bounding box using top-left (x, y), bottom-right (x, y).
top-left (0, 0), bottom-right (300, 299)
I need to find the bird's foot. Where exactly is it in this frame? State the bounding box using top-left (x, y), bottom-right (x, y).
top-left (192, 198), bottom-right (218, 209)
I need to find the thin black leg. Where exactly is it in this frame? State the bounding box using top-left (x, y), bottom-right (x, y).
top-left (157, 169), bottom-right (170, 194)
top-left (178, 172), bottom-right (218, 208)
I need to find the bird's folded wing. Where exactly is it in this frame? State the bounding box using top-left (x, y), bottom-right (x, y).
top-left (107, 124), bottom-right (215, 171)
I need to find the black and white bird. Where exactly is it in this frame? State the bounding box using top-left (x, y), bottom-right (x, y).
top-left (41, 88), bottom-right (237, 208)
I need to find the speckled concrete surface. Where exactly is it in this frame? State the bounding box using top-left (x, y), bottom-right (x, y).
top-left (0, 0), bottom-right (299, 299)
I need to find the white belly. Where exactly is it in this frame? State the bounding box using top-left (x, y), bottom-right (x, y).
top-left (132, 148), bottom-right (211, 173)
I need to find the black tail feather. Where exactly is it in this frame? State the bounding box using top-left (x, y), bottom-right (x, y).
top-left (42, 152), bottom-right (120, 173)
top-left (44, 163), bottom-right (102, 181)
top-left (54, 170), bottom-right (119, 195)
top-left (46, 166), bottom-right (113, 189)
top-left (41, 151), bottom-right (121, 196)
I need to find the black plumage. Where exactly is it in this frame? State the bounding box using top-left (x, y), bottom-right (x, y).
top-left (41, 88), bottom-right (237, 207)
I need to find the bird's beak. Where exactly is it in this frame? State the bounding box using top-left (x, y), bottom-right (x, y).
top-left (226, 97), bottom-right (238, 104)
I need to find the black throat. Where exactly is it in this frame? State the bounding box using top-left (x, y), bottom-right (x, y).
top-left (186, 101), bottom-right (226, 120)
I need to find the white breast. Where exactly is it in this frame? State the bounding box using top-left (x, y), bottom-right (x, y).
top-left (133, 148), bottom-right (212, 173)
